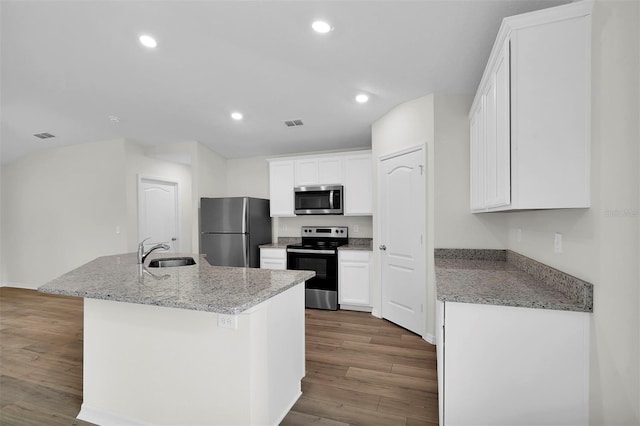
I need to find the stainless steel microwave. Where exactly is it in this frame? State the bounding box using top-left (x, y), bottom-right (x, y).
top-left (294, 185), bottom-right (343, 215)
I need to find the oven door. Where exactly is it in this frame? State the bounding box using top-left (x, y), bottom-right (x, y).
top-left (287, 248), bottom-right (338, 310)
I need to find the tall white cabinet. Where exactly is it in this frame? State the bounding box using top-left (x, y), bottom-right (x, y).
top-left (470, 1), bottom-right (592, 212)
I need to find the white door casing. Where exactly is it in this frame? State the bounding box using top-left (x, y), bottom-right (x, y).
top-left (138, 177), bottom-right (179, 253)
top-left (378, 147), bottom-right (426, 336)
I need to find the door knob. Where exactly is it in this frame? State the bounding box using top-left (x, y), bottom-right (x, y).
top-left (379, 245), bottom-right (387, 251)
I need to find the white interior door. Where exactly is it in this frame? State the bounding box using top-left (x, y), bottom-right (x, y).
top-left (138, 177), bottom-right (178, 253)
top-left (379, 148), bottom-right (426, 335)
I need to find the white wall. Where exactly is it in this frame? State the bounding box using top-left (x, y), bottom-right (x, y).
top-left (227, 156), bottom-right (270, 199)
top-left (125, 142), bottom-right (193, 253)
top-left (190, 142), bottom-right (228, 253)
top-left (0, 139), bottom-right (195, 288)
top-left (1, 139), bottom-right (129, 287)
top-left (502, 1), bottom-right (640, 423)
top-left (372, 94), bottom-right (436, 339)
top-left (433, 94), bottom-right (507, 249)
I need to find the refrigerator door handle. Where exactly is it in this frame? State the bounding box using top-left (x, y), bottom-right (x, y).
top-left (243, 235), bottom-right (249, 267)
top-left (242, 197), bottom-right (248, 234)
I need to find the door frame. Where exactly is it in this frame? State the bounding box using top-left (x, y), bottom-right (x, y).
top-left (137, 175), bottom-right (180, 251)
top-left (377, 144), bottom-right (427, 338)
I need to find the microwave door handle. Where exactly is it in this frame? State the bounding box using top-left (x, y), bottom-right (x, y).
top-left (329, 190), bottom-right (334, 210)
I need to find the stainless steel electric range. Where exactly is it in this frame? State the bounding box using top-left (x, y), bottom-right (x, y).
top-left (286, 226), bottom-right (348, 310)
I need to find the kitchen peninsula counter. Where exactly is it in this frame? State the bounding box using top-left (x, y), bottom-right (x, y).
top-left (38, 252), bottom-right (315, 426)
top-left (39, 252), bottom-right (314, 314)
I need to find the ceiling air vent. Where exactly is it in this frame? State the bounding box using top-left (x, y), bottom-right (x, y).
top-left (33, 132), bottom-right (56, 139)
top-left (283, 119), bottom-right (304, 127)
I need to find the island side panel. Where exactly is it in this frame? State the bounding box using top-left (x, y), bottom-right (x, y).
top-left (264, 281), bottom-right (305, 425)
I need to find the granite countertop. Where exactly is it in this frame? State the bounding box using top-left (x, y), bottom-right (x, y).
top-left (38, 253), bottom-right (315, 314)
top-left (435, 249), bottom-right (593, 313)
top-left (258, 243), bottom-right (289, 249)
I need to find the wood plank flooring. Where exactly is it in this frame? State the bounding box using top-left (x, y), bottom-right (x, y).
top-left (281, 309), bottom-right (439, 426)
top-left (1, 288), bottom-right (439, 425)
top-left (0, 287), bottom-right (92, 425)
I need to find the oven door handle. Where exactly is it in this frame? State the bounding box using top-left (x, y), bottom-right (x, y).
top-left (287, 248), bottom-right (336, 255)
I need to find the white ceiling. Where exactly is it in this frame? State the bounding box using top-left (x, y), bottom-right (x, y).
top-left (1, 0), bottom-right (568, 165)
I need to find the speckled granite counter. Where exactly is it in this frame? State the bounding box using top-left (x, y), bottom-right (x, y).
top-left (38, 252), bottom-right (315, 314)
top-left (339, 238), bottom-right (373, 251)
top-left (435, 249), bottom-right (593, 313)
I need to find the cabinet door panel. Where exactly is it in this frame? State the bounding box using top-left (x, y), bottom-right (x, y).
top-left (269, 161), bottom-right (295, 216)
top-left (318, 157), bottom-right (343, 184)
top-left (344, 154), bottom-right (372, 215)
top-left (470, 107), bottom-right (485, 211)
top-left (295, 159), bottom-right (318, 186)
top-left (484, 39), bottom-right (511, 209)
top-left (339, 251), bottom-right (371, 307)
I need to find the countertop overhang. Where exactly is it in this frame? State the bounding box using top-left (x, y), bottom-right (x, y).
top-left (38, 252), bottom-right (315, 314)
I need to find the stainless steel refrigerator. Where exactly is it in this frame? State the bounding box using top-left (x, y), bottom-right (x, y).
top-left (200, 197), bottom-right (272, 268)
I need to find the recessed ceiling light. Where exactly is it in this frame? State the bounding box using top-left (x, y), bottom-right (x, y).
top-left (312, 21), bottom-right (332, 34)
top-left (355, 94), bottom-right (369, 103)
top-left (231, 112), bottom-right (243, 120)
top-left (139, 35), bottom-right (157, 48)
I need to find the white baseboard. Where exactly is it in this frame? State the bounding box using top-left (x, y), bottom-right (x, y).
top-left (273, 390), bottom-right (302, 426)
top-left (78, 404), bottom-right (145, 426)
top-left (339, 304), bottom-right (373, 313)
top-left (1, 282), bottom-right (38, 290)
top-left (423, 333), bottom-right (436, 345)
top-left (371, 308), bottom-right (381, 318)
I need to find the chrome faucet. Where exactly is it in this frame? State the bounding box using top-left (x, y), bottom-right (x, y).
top-left (137, 238), bottom-right (170, 264)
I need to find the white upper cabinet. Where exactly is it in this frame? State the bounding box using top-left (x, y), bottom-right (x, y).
top-left (294, 156), bottom-right (343, 186)
top-left (268, 150), bottom-right (372, 217)
top-left (343, 153), bottom-right (373, 215)
top-left (268, 160), bottom-right (295, 217)
top-left (470, 1), bottom-right (592, 212)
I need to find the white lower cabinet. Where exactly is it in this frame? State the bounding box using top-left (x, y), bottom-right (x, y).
top-left (338, 250), bottom-right (371, 311)
top-left (259, 247), bottom-right (287, 270)
top-left (436, 300), bottom-right (589, 426)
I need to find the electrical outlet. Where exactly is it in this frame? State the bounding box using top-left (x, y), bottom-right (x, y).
top-left (218, 314), bottom-right (238, 329)
top-left (554, 233), bottom-right (563, 253)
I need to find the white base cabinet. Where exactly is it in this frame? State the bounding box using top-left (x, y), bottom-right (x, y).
top-left (436, 300), bottom-right (589, 426)
top-left (338, 250), bottom-right (372, 310)
top-left (260, 247), bottom-right (287, 270)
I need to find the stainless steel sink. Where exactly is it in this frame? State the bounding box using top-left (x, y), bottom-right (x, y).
top-left (148, 257), bottom-right (196, 268)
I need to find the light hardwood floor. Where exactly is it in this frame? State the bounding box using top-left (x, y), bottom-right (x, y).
top-left (1, 288), bottom-right (439, 425)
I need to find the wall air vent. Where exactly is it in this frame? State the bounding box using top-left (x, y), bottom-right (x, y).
top-left (283, 119), bottom-right (304, 127)
top-left (33, 132), bottom-right (56, 139)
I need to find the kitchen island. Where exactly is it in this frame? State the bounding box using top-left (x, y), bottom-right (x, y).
top-left (39, 252), bottom-right (315, 426)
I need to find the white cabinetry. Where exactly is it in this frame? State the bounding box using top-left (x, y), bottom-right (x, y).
top-left (267, 150), bottom-right (372, 217)
top-left (470, 2), bottom-right (591, 212)
top-left (259, 247), bottom-right (287, 270)
top-left (343, 153), bottom-right (373, 215)
top-left (338, 250), bottom-right (371, 311)
top-left (436, 300), bottom-right (589, 426)
top-left (268, 160), bottom-right (295, 217)
top-left (295, 157), bottom-right (342, 186)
